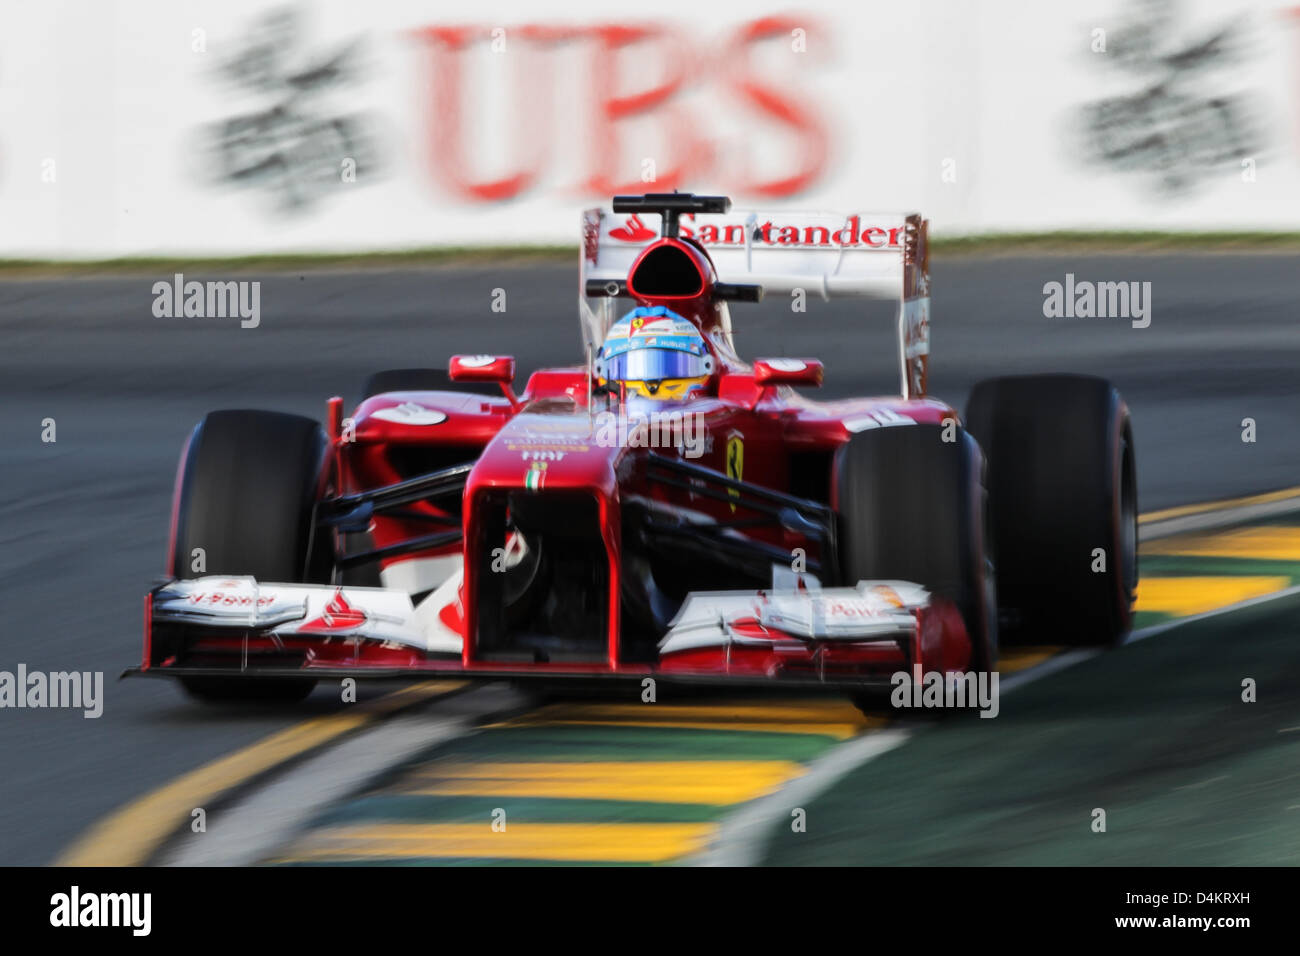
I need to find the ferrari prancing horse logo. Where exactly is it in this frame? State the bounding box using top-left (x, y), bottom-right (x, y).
top-left (726, 433), bottom-right (744, 512)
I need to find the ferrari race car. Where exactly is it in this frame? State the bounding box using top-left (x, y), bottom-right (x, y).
top-left (129, 193), bottom-right (1138, 703)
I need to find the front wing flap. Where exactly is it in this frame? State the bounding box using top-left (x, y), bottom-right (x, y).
top-left (135, 576), bottom-right (961, 689)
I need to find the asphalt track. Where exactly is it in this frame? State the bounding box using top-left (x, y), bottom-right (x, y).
top-left (1, 253), bottom-right (1298, 865)
top-left (763, 586), bottom-right (1300, 866)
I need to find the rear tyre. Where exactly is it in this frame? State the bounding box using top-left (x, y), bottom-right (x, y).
top-left (170, 409), bottom-right (331, 702)
top-left (964, 374), bottom-right (1136, 647)
top-left (833, 423), bottom-right (997, 684)
top-left (361, 367), bottom-right (500, 401)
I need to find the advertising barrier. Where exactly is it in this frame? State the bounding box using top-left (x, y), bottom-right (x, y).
top-left (1, 0), bottom-right (1297, 257)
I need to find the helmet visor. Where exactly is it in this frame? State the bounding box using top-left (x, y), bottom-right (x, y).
top-left (606, 347), bottom-right (708, 382)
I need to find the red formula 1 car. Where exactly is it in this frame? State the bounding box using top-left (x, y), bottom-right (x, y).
top-left (130, 193), bottom-right (1138, 703)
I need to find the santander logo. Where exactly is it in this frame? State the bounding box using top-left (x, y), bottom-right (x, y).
top-left (608, 214), bottom-right (904, 249)
top-left (609, 214), bottom-right (657, 242)
top-left (371, 402), bottom-right (449, 426)
top-left (299, 590), bottom-right (368, 634)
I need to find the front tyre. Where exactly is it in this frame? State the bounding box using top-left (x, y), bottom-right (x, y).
top-left (169, 409), bottom-right (332, 702)
top-left (833, 422), bottom-right (997, 677)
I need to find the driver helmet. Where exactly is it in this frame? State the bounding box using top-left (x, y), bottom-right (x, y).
top-left (594, 306), bottom-right (714, 401)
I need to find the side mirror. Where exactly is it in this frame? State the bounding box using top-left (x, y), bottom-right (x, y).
top-left (449, 354), bottom-right (516, 384)
top-left (753, 358), bottom-right (824, 388)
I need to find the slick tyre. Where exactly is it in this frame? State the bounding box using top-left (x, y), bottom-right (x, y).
top-left (964, 374), bottom-right (1137, 647)
top-left (833, 423), bottom-right (997, 677)
top-left (169, 409), bottom-right (332, 702)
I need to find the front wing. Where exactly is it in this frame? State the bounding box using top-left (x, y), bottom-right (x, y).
top-left (129, 575), bottom-right (971, 692)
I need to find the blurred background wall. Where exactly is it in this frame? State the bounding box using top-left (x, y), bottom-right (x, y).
top-left (0, 0), bottom-right (1295, 256)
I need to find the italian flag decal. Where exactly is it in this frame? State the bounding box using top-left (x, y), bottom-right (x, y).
top-left (525, 461), bottom-right (547, 491)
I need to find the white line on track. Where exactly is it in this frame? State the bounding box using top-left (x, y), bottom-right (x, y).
top-left (159, 684), bottom-right (527, 866)
top-left (1139, 491), bottom-right (1300, 540)
top-left (694, 729), bottom-right (916, 866)
top-left (1124, 583), bottom-right (1300, 645)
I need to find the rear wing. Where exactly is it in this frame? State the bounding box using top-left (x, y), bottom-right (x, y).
top-left (579, 195), bottom-right (932, 398)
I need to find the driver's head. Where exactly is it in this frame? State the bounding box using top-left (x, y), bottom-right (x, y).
top-left (595, 306), bottom-right (714, 401)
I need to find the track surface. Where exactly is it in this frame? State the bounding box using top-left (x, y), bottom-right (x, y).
top-left (1, 254), bottom-right (1297, 865)
top-left (765, 587), bottom-right (1300, 866)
